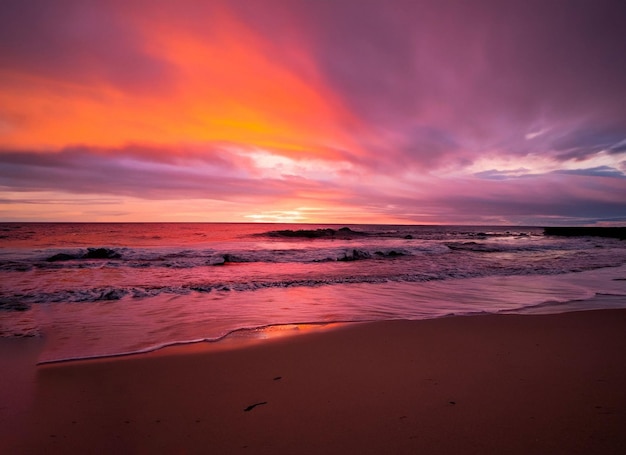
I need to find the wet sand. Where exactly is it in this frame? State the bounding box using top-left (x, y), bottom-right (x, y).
top-left (3, 309), bottom-right (626, 454)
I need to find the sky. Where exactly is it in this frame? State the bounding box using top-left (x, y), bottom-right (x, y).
top-left (1, 0), bottom-right (625, 225)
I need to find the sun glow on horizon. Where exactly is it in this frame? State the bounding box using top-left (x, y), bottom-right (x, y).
top-left (245, 210), bottom-right (307, 223)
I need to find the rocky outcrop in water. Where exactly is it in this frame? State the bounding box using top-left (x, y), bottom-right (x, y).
top-left (83, 248), bottom-right (122, 259)
top-left (45, 248), bottom-right (122, 262)
top-left (210, 254), bottom-right (244, 266)
top-left (45, 253), bottom-right (78, 262)
top-left (337, 249), bottom-right (405, 261)
top-left (265, 227), bottom-right (367, 239)
top-left (338, 249), bottom-right (371, 261)
top-left (375, 250), bottom-right (405, 257)
top-left (0, 299), bottom-right (30, 311)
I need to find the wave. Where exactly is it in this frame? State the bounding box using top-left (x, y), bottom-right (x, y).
top-left (4, 262), bottom-right (619, 308)
top-left (2, 278), bottom-right (392, 307)
top-left (2, 227), bottom-right (620, 273)
top-left (0, 244), bottom-right (423, 271)
top-left (5, 264), bottom-right (625, 364)
top-left (7, 237), bottom-right (567, 271)
top-left (256, 227), bottom-right (544, 242)
top-left (442, 241), bottom-right (553, 253)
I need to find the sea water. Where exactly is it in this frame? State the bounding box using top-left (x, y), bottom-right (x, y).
top-left (1, 223), bottom-right (625, 362)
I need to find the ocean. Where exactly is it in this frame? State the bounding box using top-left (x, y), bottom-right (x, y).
top-left (1, 223), bottom-right (625, 363)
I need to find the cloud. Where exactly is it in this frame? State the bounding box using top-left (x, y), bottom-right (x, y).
top-left (549, 128), bottom-right (626, 162)
top-left (231, 0), bottom-right (626, 178)
top-left (0, 146), bottom-right (297, 201)
top-left (1, 0), bottom-right (626, 223)
top-left (371, 173), bottom-right (626, 224)
top-left (553, 166), bottom-right (626, 179)
top-left (474, 166), bottom-right (626, 181)
top-left (0, 0), bottom-right (178, 94)
top-left (2, 142), bottom-right (626, 224)
top-left (473, 168), bottom-right (532, 180)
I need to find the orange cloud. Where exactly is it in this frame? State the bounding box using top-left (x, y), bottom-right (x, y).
top-left (142, 10), bottom-right (355, 156)
top-left (0, 5), bottom-right (357, 161)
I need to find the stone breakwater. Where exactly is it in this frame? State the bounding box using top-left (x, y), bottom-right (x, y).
top-left (544, 226), bottom-right (626, 240)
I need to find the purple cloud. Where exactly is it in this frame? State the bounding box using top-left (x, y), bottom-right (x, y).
top-left (0, 0), bottom-right (177, 93)
top-left (249, 0), bottom-right (626, 170)
top-left (1, 0), bottom-right (626, 223)
top-left (0, 146), bottom-right (307, 200)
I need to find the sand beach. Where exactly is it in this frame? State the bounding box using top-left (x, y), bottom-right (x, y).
top-left (3, 309), bottom-right (626, 454)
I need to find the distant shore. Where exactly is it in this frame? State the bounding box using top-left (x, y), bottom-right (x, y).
top-left (3, 309), bottom-right (626, 454)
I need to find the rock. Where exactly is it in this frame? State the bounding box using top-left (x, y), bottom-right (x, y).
top-left (83, 248), bottom-right (121, 259)
top-left (0, 300), bottom-right (30, 311)
top-left (265, 227), bottom-right (367, 239)
top-left (375, 250), bottom-right (405, 257)
top-left (209, 257), bottom-right (227, 266)
top-left (98, 289), bottom-right (127, 300)
top-left (269, 228), bottom-right (336, 238)
top-left (339, 249), bottom-right (371, 261)
top-left (45, 253), bottom-right (78, 262)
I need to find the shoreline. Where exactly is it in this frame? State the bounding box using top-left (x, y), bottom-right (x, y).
top-left (11, 263), bottom-right (626, 365)
top-left (32, 290), bottom-right (626, 366)
top-left (3, 309), bottom-right (626, 454)
top-left (35, 321), bottom-right (353, 366)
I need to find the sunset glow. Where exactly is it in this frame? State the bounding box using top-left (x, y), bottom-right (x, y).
top-left (1, 0), bottom-right (625, 224)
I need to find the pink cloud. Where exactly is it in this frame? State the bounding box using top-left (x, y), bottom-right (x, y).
top-left (1, 0), bottom-right (625, 223)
